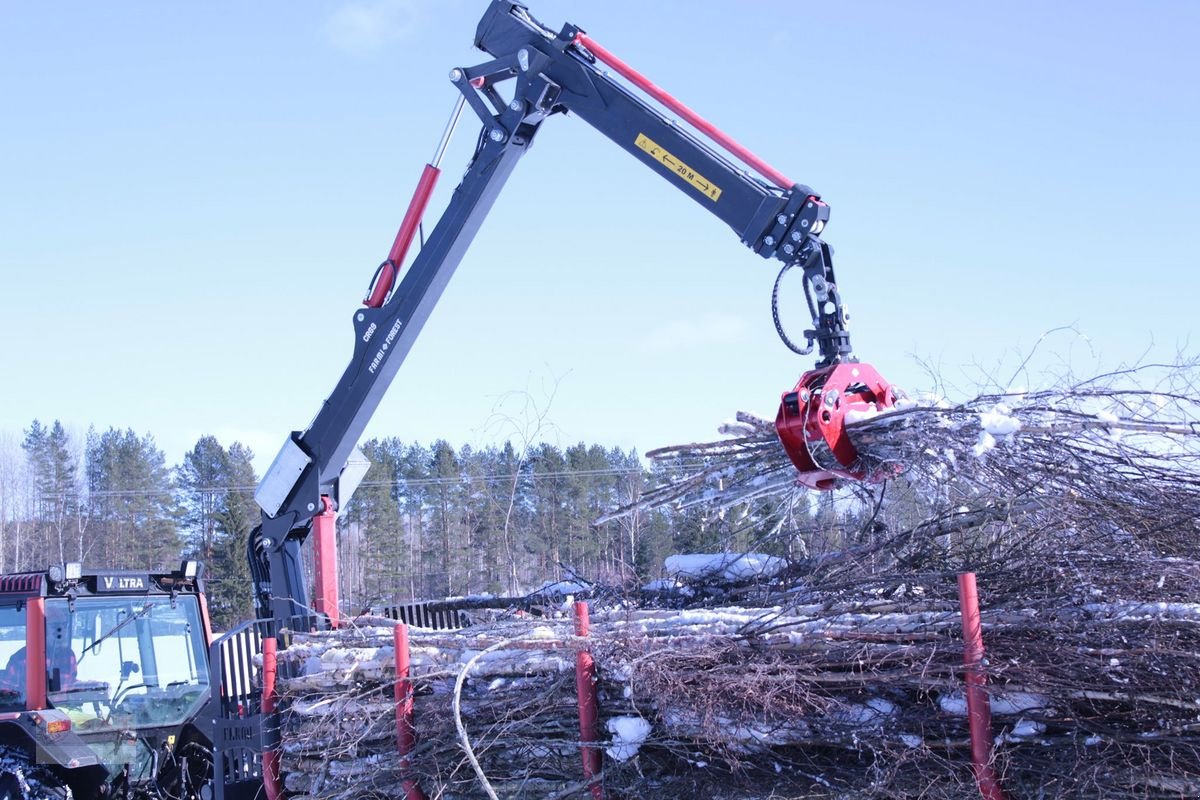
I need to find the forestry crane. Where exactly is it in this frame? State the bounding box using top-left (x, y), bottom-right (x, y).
top-left (248, 0), bottom-right (899, 635)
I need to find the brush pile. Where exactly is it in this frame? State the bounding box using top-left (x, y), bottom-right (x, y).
top-left (275, 364), bottom-right (1200, 798)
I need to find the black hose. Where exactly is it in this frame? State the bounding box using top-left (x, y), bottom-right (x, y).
top-left (772, 261), bottom-right (814, 356)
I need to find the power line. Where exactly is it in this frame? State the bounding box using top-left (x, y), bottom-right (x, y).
top-left (37, 466), bottom-right (657, 500)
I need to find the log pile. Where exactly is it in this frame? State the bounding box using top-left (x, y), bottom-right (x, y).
top-left (274, 591), bottom-right (1199, 798)
top-left (275, 364), bottom-right (1200, 798)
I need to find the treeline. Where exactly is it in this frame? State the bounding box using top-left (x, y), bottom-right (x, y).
top-left (0, 420), bottom-right (804, 630)
top-left (0, 421), bottom-right (256, 630)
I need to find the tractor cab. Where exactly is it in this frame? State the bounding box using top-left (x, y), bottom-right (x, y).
top-left (0, 562), bottom-right (214, 800)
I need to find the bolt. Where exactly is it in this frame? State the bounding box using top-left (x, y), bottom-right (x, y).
top-left (489, 128), bottom-right (506, 142)
top-left (518, 48), bottom-right (530, 72)
top-left (449, 68), bottom-right (464, 82)
top-left (791, 231), bottom-right (802, 242)
top-left (801, 219), bottom-right (810, 228)
top-left (763, 235), bottom-right (776, 247)
top-left (508, 100), bottom-right (523, 112)
top-left (824, 389), bottom-right (840, 408)
top-left (776, 214), bottom-right (788, 225)
top-left (799, 389), bottom-right (811, 403)
top-left (263, 538), bottom-right (274, 549)
top-left (807, 202), bottom-right (814, 208)
top-left (783, 244), bottom-right (795, 255)
top-left (356, 312), bottom-right (365, 322)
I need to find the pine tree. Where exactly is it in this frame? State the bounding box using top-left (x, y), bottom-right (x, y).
top-left (344, 439), bottom-right (404, 607)
top-left (427, 440), bottom-right (460, 597)
top-left (177, 435), bottom-right (228, 565)
top-left (206, 442), bottom-right (257, 630)
top-left (85, 428), bottom-right (180, 569)
top-left (22, 420), bottom-right (83, 565)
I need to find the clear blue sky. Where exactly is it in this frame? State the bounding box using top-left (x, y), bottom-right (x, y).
top-left (2, 1), bottom-right (1197, 473)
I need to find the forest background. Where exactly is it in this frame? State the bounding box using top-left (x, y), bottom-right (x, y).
top-left (0, 416), bottom-right (820, 631)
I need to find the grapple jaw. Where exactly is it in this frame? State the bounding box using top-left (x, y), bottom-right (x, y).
top-left (775, 362), bottom-right (898, 491)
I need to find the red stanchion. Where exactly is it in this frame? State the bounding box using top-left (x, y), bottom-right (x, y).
top-left (261, 636), bottom-right (283, 800)
top-left (394, 624), bottom-right (427, 800)
top-left (312, 496), bottom-right (340, 628)
top-left (573, 601), bottom-right (604, 800)
top-left (958, 572), bottom-right (1007, 800)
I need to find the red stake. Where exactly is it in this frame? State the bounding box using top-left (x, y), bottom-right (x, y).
top-left (958, 572), bottom-right (1007, 800)
top-left (394, 624), bottom-right (427, 800)
top-left (261, 636), bottom-right (282, 800)
top-left (573, 601), bottom-right (604, 800)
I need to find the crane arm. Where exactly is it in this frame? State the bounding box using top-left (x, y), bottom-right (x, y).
top-left (249, 1), bottom-right (894, 628)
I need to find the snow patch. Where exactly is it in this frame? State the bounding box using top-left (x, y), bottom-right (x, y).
top-left (718, 419), bottom-right (759, 437)
top-left (938, 693), bottom-right (968, 716)
top-left (980, 404), bottom-right (1022, 436)
top-left (971, 430), bottom-right (997, 458)
top-left (606, 716), bottom-right (652, 761)
top-left (991, 691), bottom-right (1051, 715)
top-left (664, 553), bottom-right (786, 582)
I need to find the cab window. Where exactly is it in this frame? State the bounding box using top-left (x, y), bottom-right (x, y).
top-left (0, 605), bottom-right (27, 710)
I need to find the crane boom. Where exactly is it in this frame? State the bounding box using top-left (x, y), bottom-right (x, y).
top-left (248, 1), bottom-right (895, 628)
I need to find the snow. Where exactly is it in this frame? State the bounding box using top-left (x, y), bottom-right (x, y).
top-left (606, 715), bottom-right (652, 761)
top-left (844, 405), bottom-right (882, 424)
top-left (1080, 601), bottom-right (1200, 622)
top-left (1008, 718), bottom-right (1046, 738)
top-left (533, 579), bottom-right (590, 596)
top-left (938, 693), bottom-right (968, 716)
top-left (833, 696), bottom-right (896, 727)
top-left (900, 734), bottom-right (924, 749)
top-left (664, 553), bottom-right (786, 582)
top-left (642, 578), bottom-right (695, 597)
top-left (718, 419), bottom-right (758, 437)
top-left (990, 691), bottom-right (1050, 715)
top-left (980, 404), bottom-right (1022, 436)
top-left (941, 691), bottom-right (1051, 717)
top-left (971, 430), bottom-right (997, 458)
top-left (973, 403), bottom-right (1021, 457)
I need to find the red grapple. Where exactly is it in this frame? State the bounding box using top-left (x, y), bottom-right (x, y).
top-left (775, 362), bottom-right (897, 491)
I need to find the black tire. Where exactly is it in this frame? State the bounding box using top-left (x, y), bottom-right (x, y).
top-left (0, 769), bottom-right (70, 800)
top-left (0, 773), bottom-right (22, 800)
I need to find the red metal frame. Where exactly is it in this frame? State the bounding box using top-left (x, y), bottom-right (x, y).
top-left (261, 636), bottom-right (283, 800)
top-left (573, 32), bottom-right (794, 190)
top-left (312, 495), bottom-right (340, 628)
top-left (197, 589), bottom-right (215, 647)
top-left (393, 624), bottom-right (427, 800)
top-left (958, 573), bottom-right (1006, 800)
top-left (573, 601), bottom-right (603, 800)
top-left (365, 164), bottom-right (443, 308)
top-left (25, 599), bottom-right (46, 710)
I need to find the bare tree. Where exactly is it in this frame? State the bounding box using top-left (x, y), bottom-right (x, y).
top-left (480, 371), bottom-right (563, 594)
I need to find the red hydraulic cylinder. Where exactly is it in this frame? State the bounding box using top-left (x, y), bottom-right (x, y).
top-left (574, 32), bottom-right (794, 190)
top-left (957, 572), bottom-right (1006, 800)
top-left (312, 496), bottom-right (340, 628)
top-left (365, 164), bottom-right (442, 308)
top-left (261, 636), bottom-right (283, 800)
top-left (393, 624), bottom-right (427, 800)
top-left (573, 601), bottom-right (604, 800)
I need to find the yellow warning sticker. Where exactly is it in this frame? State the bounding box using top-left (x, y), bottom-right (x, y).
top-left (635, 133), bottom-right (722, 202)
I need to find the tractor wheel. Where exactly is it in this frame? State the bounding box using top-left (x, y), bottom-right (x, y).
top-left (0, 773), bottom-right (22, 800)
top-left (0, 769), bottom-right (71, 800)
